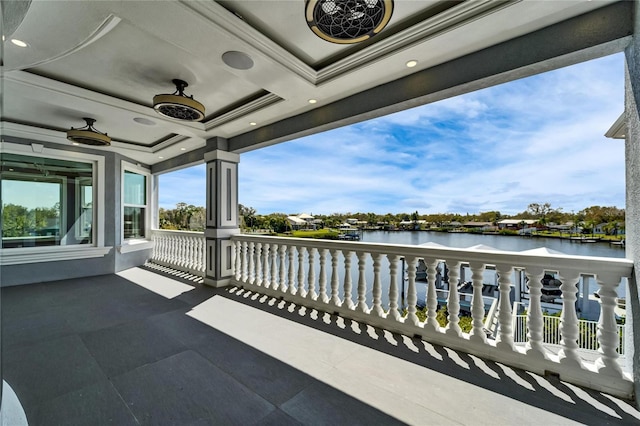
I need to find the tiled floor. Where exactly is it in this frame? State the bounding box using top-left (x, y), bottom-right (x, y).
top-left (3, 266), bottom-right (640, 425)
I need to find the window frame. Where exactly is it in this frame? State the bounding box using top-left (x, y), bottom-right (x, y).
top-left (0, 142), bottom-right (108, 265)
top-left (121, 161), bottom-right (151, 245)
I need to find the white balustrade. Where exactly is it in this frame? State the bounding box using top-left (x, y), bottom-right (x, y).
top-left (150, 229), bottom-right (206, 275)
top-left (229, 234), bottom-right (633, 398)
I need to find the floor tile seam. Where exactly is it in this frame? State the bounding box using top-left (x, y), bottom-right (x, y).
top-left (106, 378), bottom-right (144, 425)
top-left (28, 377), bottom-right (144, 426)
top-left (188, 344), bottom-right (320, 408)
top-left (109, 348), bottom-right (277, 411)
top-left (17, 355), bottom-right (112, 421)
top-left (79, 324), bottom-right (196, 382)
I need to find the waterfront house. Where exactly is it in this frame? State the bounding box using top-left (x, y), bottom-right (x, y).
top-left (497, 219), bottom-right (538, 230)
top-left (462, 221), bottom-right (496, 232)
top-left (2, 1), bottom-right (640, 423)
top-left (286, 215), bottom-right (309, 230)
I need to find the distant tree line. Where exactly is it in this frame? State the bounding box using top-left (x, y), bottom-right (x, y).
top-left (158, 202), bottom-right (626, 235)
top-left (159, 202), bottom-right (205, 231)
top-left (2, 203), bottom-right (60, 237)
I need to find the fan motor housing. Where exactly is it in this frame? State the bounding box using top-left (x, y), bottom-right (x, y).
top-left (305, 0), bottom-right (394, 44)
top-left (153, 94), bottom-right (205, 121)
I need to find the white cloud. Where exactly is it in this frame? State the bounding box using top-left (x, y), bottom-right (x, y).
top-left (160, 53), bottom-right (626, 216)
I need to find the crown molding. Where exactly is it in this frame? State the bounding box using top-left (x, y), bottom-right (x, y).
top-left (4, 71), bottom-right (207, 135)
top-left (316, 0), bottom-right (518, 84)
top-left (177, 0), bottom-right (317, 83)
top-left (204, 93), bottom-right (283, 131)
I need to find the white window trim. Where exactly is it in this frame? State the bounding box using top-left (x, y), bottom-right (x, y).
top-left (121, 161), bottom-right (151, 249)
top-left (0, 142), bottom-right (110, 263)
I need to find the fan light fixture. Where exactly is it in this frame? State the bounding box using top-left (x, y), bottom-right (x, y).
top-left (67, 118), bottom-right (111, 146)
top-left (305, 0), bottom-right (393, 44)
top-left (153, 79), bottom-right (205, 121)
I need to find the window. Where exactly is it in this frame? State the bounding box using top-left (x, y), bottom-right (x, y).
top-left (123, 168), bottom-right (148, 239)
top-left (1, 153), bottom-right (94, 248)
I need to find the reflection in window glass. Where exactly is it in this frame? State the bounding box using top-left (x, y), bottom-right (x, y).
top-left (124, 171), bottom-right (146, 205)
top-left (124, 206), bottom-right (145, 239)
top-left (1, 153), bottom-right (93, 248)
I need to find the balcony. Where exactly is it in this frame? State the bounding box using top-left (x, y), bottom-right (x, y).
top-left (4, 263), bottom-right (640, 424)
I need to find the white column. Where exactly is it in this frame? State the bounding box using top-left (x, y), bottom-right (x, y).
top-left (204, 145), bottom-right (240, 287)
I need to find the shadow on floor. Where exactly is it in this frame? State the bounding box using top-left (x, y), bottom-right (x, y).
top-left (215, 282), bottom-right (640, 426)
top-left (2, 269), bottom-right (406, 426)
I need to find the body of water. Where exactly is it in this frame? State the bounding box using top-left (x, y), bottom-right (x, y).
top-left (359, 230), bottom-right (625, 258)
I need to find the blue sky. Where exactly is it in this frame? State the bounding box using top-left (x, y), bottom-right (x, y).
top-left (159, 53), bottom-right (625, 216)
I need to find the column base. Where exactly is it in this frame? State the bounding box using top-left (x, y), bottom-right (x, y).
top-left (204, 277), bottom-right (232, 288)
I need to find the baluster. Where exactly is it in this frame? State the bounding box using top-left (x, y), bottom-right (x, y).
top-left (171, 235), bottom-right (178, 267)
top-left (182, 236), bottom-right (188, 269)
top-left (170, 235), bottom-right (176, 268)
top-left (173, 235), bottom-right (180, 268)
top-left (234, 240), bottom-right (242, 281)
top-left (196, 236), bottom-right (202, 272)
top-left (445, 260), bottom-right (461, 336)
top-left (199, 236), bottom-right (206, 273)
top-left (343, 251), bottom-right (354, 309)
top-left (524, 266), bottom-right (546, 357)
top-left (405, 256), bottom-right (419, 326)
top-left (262, 243), bottom-right (270, 287)
top-left (557, 269), bottom-right (582, 367)
top-left (179, 236), bottom-right (186, 269)
top-left (162, 234), bottom-right (167, 263)
top-left (248, 241), bottom-right (256, 285)
top-left (278, 245), bottom-right (287, 293)
top-left (469, 261), bottom-right (487, 343)
top-left (387, 254), bottom-right (401, 321)
top-left (495, 263), bottom-right (514, 350)
top-left (355, 252), bottom-right (369, 313)
top-left (371, 253), bottom-right (383, 317)
top-left (255, 242), bottom-right (264, 286)
top-left (186, 236), bottom-right (193, 271)
top-left (241, 241), bottom-right (249, 283)
top-left (170, 235), bottom-right (176, 267)
top-left (330, 249), bottom-right (341, 306)
top-left (297, 246), bottom-right (307, 297)
top-left (594, 272), bottom-right (623, 376)
top-left (307, 247), bottom-right (318, 300)
top-left (318, 249), bottom-right (329, 303)
top-left (287, 245), bottom-right (296, 295)
top-left (270, 244), bottom-right (278, 290)
top-left (426, 258), bottom-right (439, 330)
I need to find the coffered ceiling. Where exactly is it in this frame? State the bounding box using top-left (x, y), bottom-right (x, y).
top-left (0, 0), bottom-right (627, 166)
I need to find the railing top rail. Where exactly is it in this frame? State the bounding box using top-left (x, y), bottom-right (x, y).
top-left (151, 229), bottom-right (205, 236)
top-left (231, 234), bottom-right (634, 276)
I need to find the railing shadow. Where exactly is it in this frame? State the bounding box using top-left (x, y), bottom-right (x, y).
top-left (220, 285), bottom-right (640, 425)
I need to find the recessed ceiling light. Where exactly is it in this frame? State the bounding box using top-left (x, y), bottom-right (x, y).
top-left (158, 156), bottom-right (164, 159)
top-left (249, 122), bottom-right (257, 126)
top-left (11, 39), bottom-right (28, 48)
top-left (406, 60), bottom-right (418, 68)
top-left (72, 143), bottom-right (79, 146)
top-left (308, 99), bottom-right (317, 104)
top-left (180, 147), bottom-right (186, 151)
top-left (1, 36), bottom-right (4, 42)
top-left (133, 117), bottom-right (156, 126)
